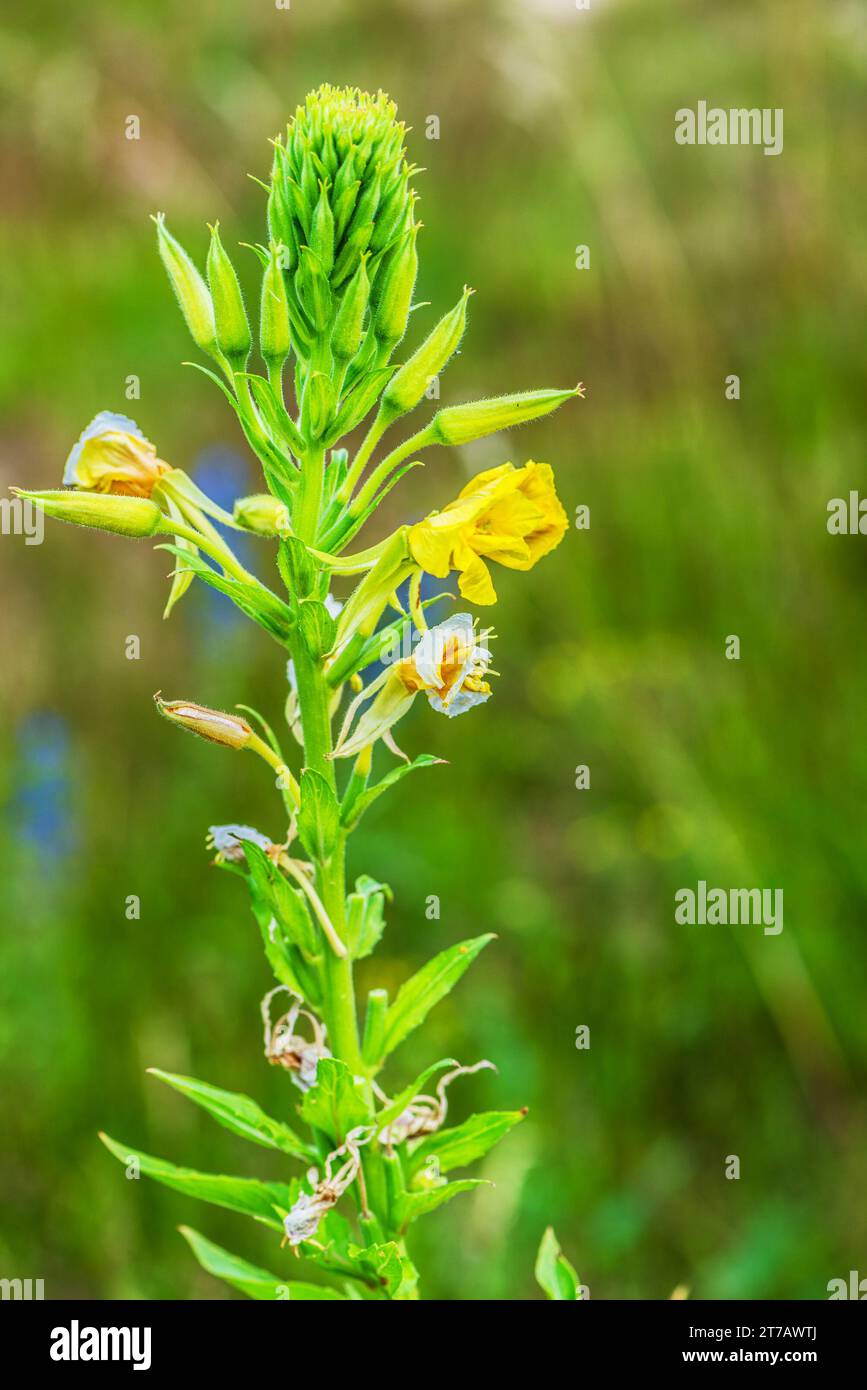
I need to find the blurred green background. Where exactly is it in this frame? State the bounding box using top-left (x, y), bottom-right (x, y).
top-left (2, 0), bottom-right (866, 1300)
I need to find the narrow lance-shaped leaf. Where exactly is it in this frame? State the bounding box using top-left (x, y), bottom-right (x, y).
top-left (373, 1059), bottom-right (458, 1134)
top-left (157, 544), bottom-right (295, 644)
top-left (99, 1133), bottom-right (294, 1231)
top-left (147, 1069), bottom-right (316, 1162)
top-left (179, 1227), bottom-right (345, 1301)
top-left (297, 768), bottom-right (341, 862)
top-left (395, 1179), bottom-right (489, 1231)
top-left (299, 1057), bottom-right (370, 1143)
top-left (382, 934), bottom-right (496, 1058)
top-left (408, 1109), bottom-right (526, 1177)
top-left (341, 753), bottom-right (445, 830)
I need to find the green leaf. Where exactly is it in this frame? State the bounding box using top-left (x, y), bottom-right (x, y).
top-left (179, 1227), bottom-right (344, 1300)
top-left (344, 874), bottom-right (390, 960)
top-left (251, 892), bottom-right (321, 1005)
top-left (243, 841), bottom-right (321, 963)
top-left (147, 1069), bottom-right (316, 1162)
top-left (99, 1133), bottom-right (295, 1231)
top-left (373, 1059), bottom-right (458, 1134)
top-left (395, 1179), bottom-right (488, 1230)
top-left (535, 1226), bottom-right (581, 1301)
top-left (297, 768), bottom-right (340, 863)
top-left (243, 373), bottom-right (305, 459)
top-left (277, 536), bottom-right (316, 601)
top-left (157, 544), bottom-right (295, 644)
top-left (382, 934), bottom-right (495, 1058)
top-left (341, 753), bottom-right (445, 830)
top-left (298, 598), bottom-right (338, 658)
top-left (299, 1058), bottom-right (370, 1143)
top-left (409, 1110), bottom-right (526, 1178)
top-left (345, 1241), bottom-right (406, 1299)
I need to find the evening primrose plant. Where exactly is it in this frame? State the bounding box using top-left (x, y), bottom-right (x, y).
top-left (16, 86), bottom-right (581, 1301)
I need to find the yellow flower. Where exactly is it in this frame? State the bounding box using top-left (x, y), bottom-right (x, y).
top-left (407, 461), bottom-right (568, 604)
top-left (63, 412), bottom-right (170, 498)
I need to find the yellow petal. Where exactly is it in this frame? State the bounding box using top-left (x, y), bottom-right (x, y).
top-left (456, 553), bottom-right (497, 605)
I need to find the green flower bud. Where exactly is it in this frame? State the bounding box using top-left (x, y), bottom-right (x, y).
top-left (233, 493), bottom-right (290, 537)
top-left (266, 86), bottom-right (416, 364)
top-left (301, 371), bottom-right (336, 439)
top-left (381, 286), bottom-right (472, 420)
top-left (332, 177), bottom-right (361, 244)
top-left (310, 181), bottom-right (335, 274)
top-left (206, 223), bottom-right (251, 365)
top-left (294, 247), bottom-right (333, 334)
top-left (430, 386), bottom-right (582, 446)
top-left (370, 166), bottom-right (412, 254)
top-left (260, 243), bottom-right (292, 366)
top-left (332, 220), bottom-right (375, 291)
top-left (331, 254), bottom-right (370, 363)
top-left (266, 178), bottom-right (297, 272)
top-left (153, 213), bottom-right (217, 357)
top-left (373, 224), bottom-right (419, 350)
top-left (13, 487), bottom-right (164, 538)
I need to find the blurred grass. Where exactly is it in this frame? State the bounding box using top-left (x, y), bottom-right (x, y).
top-left (1, 0), bottom-right (866, 1299)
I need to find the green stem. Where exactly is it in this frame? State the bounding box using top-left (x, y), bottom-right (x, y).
top-left (295, 442), bottom-right (325, 544)
top-left (350, 422), bottom-right (436, 517)
top-left (290, 643), bottom-right (360, 1067)
top-left (291, 448), bottom-right (393, 1246)
top-left (338, 405), bottom-right (391, 502)
top-left (163, 515), bottom-right (254, 584)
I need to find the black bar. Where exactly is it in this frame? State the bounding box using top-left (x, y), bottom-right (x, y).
top-left (1, 1297), bottom-right (863, 1375)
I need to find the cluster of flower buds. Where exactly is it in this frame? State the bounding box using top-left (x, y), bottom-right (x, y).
top-left (267, 85), bottom-right (419, 378)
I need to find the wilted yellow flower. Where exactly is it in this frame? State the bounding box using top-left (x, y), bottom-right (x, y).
top-left (333, 614), bottom-right (494, 758)
top-left (64, 412), bottom-right (170, 498)
top-left (408, 461), bottom-right (568, 604)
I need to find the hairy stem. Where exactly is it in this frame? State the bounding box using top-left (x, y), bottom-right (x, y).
top-left (291, 457), bottom-right (394, 1247)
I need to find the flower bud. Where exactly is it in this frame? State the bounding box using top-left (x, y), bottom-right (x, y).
top-left (13, 487), bottom-right (164, 538)
top-left (430, 385), bottom-right (582, 446)
top-left (294, 247), bottom-right (333, 334)
top-left (332, 220), bottom-right (375, 290)
top-left (266, 178), bottom-right (297, 273)
top-left (310, 181), bottom-right (335, 274)
top-left (233, 492), bottom-right (290, 537)
top-left (301, 371), bottom-right (336, 439)
top-left (266, 86), bottom-right (417, 365)
top-left (373, 223), bottom-right (418, 349)
top-left (330, 254), bottom-right (370, 363)
top-left (153, 214), bottom-right (217, 356)
top-left (206, 223), bottom-right (251, 364)
top-left (154, 696), bottom-right (253, 749)
top-left (260, 243), bottom-right (292, 366)
top-left (381, 286), bottom-right (471, 420)
top-left (369, 167), bottom-right (411, 254)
